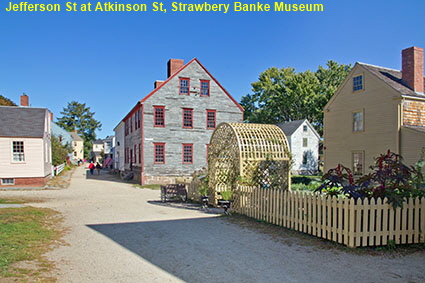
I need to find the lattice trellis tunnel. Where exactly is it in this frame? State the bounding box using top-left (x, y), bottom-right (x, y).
top-left (208, 122), bottom-right (292, 205)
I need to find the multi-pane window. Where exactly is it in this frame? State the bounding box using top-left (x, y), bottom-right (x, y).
top-left (1, 178), bottom-right (14, 185)
top-left (183, 144), bottom-right (193, 164)
top-left (353, 75), bottom-right (363, 91)
top-left (179, 78), bottom-right (190, 95)
top-left (206, 110), bottom-right (216, 129)
top-left (138, 109), bottom-right (141, 128)
top-left (353, 111), bottom-right (364, 132)
top-left (303, 125), bottom-right (307, 132)
top-left (12, 141), bottom-right (24, 162)
top-left (154, 143), bottom-right (165, 164)
top-left (352, 152), bottom-right (364, 175)
top-left (183, 108), bottom-right (193, 128)
top-left (138, 144), bottom-right (141, 164)
top-left (303, 138), bottom-right (308, 147)
top-left (200, 80), bottom-right (210, 96)
top-left (154, 106), bottom-right (165, 127)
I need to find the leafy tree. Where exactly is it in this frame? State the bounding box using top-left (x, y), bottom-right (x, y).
top-left (240, 60), bottom-right (352, 134)
top-left (57, 101), bottom-right (102, 158)
top-left (0, 95), bottom-right (17, 106)
top-left (51, 135), bottom-right (72, 166)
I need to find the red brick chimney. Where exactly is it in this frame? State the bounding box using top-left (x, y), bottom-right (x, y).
top-left (50, 112), bottom-right (54, 121)
top-left (154, 80), bottom-right (164, 89)
top-left (20, 93), bottom-right (29, 107)
top-left (402, 46), bottom-right (424, 93)
top-left (167, 59), bottom-right (184, 78)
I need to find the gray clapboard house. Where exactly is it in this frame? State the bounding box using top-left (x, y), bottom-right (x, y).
top-left (277, 119), bottom-right (320, 175)
top-left (119, 58), bottom-right (244, 184)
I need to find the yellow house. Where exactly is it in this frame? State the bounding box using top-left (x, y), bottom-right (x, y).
top-left (70, 131), bottom-right (84, 161)
top-left (324, 46), bottom-right (425, 175)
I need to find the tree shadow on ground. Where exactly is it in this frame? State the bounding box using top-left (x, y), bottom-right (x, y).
top-left (147, 200), bottom-right (224, 215)
top-left (87, 217), bottom-right (300, 283)
top-left (85, 169), bottom-right (138, 185)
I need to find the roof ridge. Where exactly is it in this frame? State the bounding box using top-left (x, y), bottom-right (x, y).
top-left (357, 62), bottom-right (400, 72)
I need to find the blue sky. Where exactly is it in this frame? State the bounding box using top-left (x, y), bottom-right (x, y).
top-left (1, 0), bottom-right (424, 137)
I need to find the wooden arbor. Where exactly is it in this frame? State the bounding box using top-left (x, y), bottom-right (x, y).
top-left (208, 123), bottom-right (291, 205)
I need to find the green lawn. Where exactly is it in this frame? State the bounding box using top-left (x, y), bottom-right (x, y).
top-left (0, 204), bottom-right (62, 281)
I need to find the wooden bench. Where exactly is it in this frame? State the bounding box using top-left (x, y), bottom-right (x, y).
top-left (160, 184), bottom-right (187, 202)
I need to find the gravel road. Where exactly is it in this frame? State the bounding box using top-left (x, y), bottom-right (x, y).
top-left (1, 166), bottom-right (424, 282)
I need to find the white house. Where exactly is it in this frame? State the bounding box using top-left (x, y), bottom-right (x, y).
top-left (113, 121), bottom-right (125, 172)
top-left (0, 102), bottom-right (52, 187)
top-left (277, 119), bottom-right (320, 175)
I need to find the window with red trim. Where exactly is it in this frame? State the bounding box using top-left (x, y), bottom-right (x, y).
top-left (200, 80), bottom-right (210, 96)
top-left (183, 108), bottom-right (193, 128)
top-left (179, 78), bottom-right (190, 95)
top-left (206, 110), bottom-right (216, 129)
top-left (130, 116), bottom-right (133, 133)
top-left (134, 112), bottom-right (137, 129)
top-left (183, 144), bottom-right (193, 164)
top-left (138, 109), bottom-right (141, 128)
top-left (138, 144), bottom-right (141, 164)
top-left (154, 106), bottom-right (165, 127)
top-left (154, 143), bottom-right (165, 164)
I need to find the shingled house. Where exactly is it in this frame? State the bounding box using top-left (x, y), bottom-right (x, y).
top-left (118, 58), bottom-right (244, 184)
top-left (0, 96), bottom-right (52, 187)
top-left (324, 46), bottom-right (425, 175)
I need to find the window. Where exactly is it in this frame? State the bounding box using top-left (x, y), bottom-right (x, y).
top-left (138, 109), bottom-right (141, 128)
top-left (129, 149), bottom-right (133, 163)
top-left (154, 106), bottom-right (165, 127)
top-left (183, 144), bottom-right (193, 164)
top-left (206, 110), bottom-right (216, 129)
top-left (303, 125), bottom-right (307, 132)
top-left (134, 145), bottom-right (137, 164)
top-left (1, 178), bottom-right (14, 185)
top-left (154, 143), bottom-right (165, 164)
top-left (200, 80), bottom-right (210, 96)
top-left (138, 144), bottom-right (141, 164)
top-left (353, 75), bottom-right (363, 91)
top-left (302, 152), bottom-right (308, 165)
top-left (12, 141), bottom-right (25, 162)
top-left (130, 116), bottom-right (133, 133)
top-left (353, 111), bottom-right (364, 132)
top-left (352, 152), bottom-right (364, 176)
top-left (134, 112), bottom-right (137, 129)
top-left (183, 108), bottom-right (193, 128)
top-left (303, 138), bottom-right (308, 147)
top-left (179, 78), bottom-right (190, 95)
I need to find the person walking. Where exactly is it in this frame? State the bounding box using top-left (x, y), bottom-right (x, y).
top-left (88, 161), bottom-right (95, 175)
top-left (95, 162), bottom-right (102, 175)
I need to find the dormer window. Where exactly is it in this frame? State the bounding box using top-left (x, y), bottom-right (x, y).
top-left (179, 78), bottom-right (190, 95)
top-left (353, 75), bottom-right (363, 91)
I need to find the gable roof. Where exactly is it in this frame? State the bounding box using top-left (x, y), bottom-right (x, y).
top-left (0, 106), bottom-right (48, 138)
top-left (140, 58), bottom-right (244, 112)
top-left (358, 62), bottom-right (425, 99)
top-left (277, 119), bottom-right (305, 136)
top-left (276, 119), bottom-right (321, 139)
top-left (70, 131), bottom-right (84, 141)
top-left (121, 58), bottom-right (244, 121)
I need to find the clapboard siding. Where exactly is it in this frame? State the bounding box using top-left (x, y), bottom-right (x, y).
top-left (0, 137), bottom-right (46, 178)
top-left (324, 64), bottom-right (401, 172)
top-left (142, 60), bottom-right (242, 177)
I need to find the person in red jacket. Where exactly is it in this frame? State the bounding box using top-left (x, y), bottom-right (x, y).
top-left (88, 161), bottom-right (95, 175)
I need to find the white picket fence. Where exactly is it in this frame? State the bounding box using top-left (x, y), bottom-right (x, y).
top-left (233, 187), bottom-right (425, 247)
top-left (52, 163), bottom-right (65, 176)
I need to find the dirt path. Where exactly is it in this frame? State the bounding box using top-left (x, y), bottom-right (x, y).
top-left (1, 166), bottom-right (424, 282)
